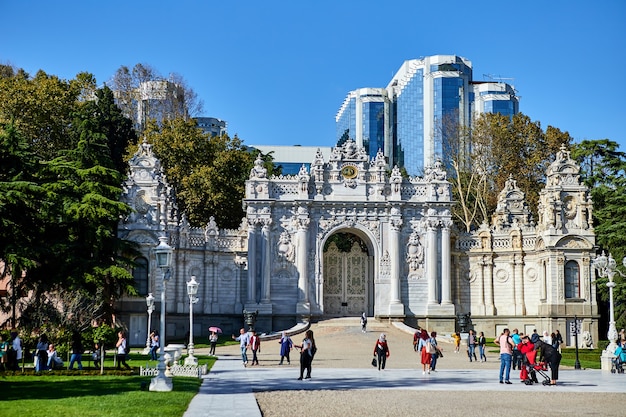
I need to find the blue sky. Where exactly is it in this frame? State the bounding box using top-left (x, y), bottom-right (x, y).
top-left (2, 1), bottom-right (625, 151)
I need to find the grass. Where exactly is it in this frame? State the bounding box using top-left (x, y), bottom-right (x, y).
top-left (0, 375), bottom-right (201, 417)
top-left (0, 354), bottom-right (216, 417)
top-left (484, 344), bottom-right (603, 369)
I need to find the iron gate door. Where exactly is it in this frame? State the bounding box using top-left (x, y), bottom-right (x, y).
top-left (323, 241), bottom-right (368, 315)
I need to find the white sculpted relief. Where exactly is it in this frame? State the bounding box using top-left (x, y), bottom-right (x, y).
top-left (249, 154), bottom-right (267, 179)
top-left (406, 232), bottom-right (424, 273)
top-left (277, 231), bottom-right (295, 263)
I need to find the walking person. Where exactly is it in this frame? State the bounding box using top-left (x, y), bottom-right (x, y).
top-left (467, 329), bottom-right (478, 362)
top-left (360, 313), bottom-right (368, 333)
top-left (452, 331), bottom-right (461, 353)
top-left (115, 331), bottom-right (131, 370)
top-left (295, 330), bottom-right (315, 380)
top-left (477, 331), bottom-right (487, 362)
top-left (232, 328), bottom-right (250, 366)
top-left (429, 332), bottom-right (442, 372)
top-left (278, 331), bottom-right (293, 365)
top-left (69, 331), bottom-right (84, 370)
top-left (250, 330), bottom-right (261, 366)
top-left (495, 328), bottom-right (515, 384)
top-left (150, 330), bottom-right (159, 361)
top-left (417, 330), bottom-right (433, 374)
top-left (208, 331), bottom-right (218, 356)
top-left (373, 333), bottom-right (390, 371)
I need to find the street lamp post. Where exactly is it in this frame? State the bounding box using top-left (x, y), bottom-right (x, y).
top-left (592, 251), bottom-right (626, 371)
top-left (149, 235), bottom-right (173, 392)
top-left (143, 293), bottom-right (155, 354)
top-left (184, 276), bottom-right (199, 366)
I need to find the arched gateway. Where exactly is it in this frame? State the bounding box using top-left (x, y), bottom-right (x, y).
top-left (243, 140), bottom-right (456, 326)
top-left (118, 141), bottom-right (598, 344)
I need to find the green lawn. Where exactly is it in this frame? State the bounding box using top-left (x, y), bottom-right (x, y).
top-left (0, 375), bottom-right (201, 417)
top-left (0, 354), bottom-right (216, 417)
top-left (485, 343), bottom-right (603, 369)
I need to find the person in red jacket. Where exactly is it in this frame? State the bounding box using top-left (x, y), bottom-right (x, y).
top-left (249, 330), bottom-right (261, 366)
top-left (518, 335), bottom-right (538, 383)
top-left (373, 333), bottom-right (390, 371)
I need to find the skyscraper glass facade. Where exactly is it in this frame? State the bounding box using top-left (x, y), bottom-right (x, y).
top-left (336, 55), bottom-right (518, 176)
top-left (362, 100), bottom-right (385, 158)
top-left (335, 88), bottom-right (387, 159)
top-left (395, 69), bottom-right (424, 174)
top-left (336, 96), bottom-right (356, 143)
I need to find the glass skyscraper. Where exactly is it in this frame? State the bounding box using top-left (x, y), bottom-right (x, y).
top-left (335, 88), bottom-right (390, 160)
top-left (336, 55), bottom-right (519, 176)
top-left (387, 55), bottom-right (473, 175)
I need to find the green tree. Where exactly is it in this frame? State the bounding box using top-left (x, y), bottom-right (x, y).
top-left (458, 113), bottom-right (571, 229)
top-left (0, 123), bottom-right (46, 327)
top-left (571, 139), bottom-right (626, 329)
top-left (31, 97), bottom-right (137, 304)
top-left (0, 69), bottom-right (93, 160)
top-left (145, 118), bottom-right (268, 229)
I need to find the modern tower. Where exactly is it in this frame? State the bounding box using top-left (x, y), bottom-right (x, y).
top-left (470, 80), bottom-right (519, 121)
top-left (335, 88), bottom-right (390, 160)
top-left (386, 55), bottom-right (473, 175)
top-left (195, 117), bottom-right (228, 137)
top-left (336, 55), bottom-right (519, 176)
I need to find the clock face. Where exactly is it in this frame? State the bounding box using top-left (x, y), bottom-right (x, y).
top-left (341, 165), bottom-right (358, 179)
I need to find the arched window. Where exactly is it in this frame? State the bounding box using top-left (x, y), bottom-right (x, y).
top-left (133, 257), bottom-right (149, 296)
top-left (564, 260), bottom-right (580, 299)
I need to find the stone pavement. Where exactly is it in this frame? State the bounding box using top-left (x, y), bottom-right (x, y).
top-left (182, 319), bottom-right (626, 417)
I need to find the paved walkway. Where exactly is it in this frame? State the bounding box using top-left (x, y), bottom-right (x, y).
top-left (183, 319), bottom-right (626, 417)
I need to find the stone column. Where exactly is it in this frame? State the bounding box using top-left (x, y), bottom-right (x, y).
top-left (297, 218), bottom-right (310, 303)
top-left (540, 259), bottom-right (547, 301)
top-left (261, 219), bottom-right (272, 303)
top-left (388, 217), bottom-right (404, 315)
top-left (514, 253), bottom-right (526, 315)
top-left (476, 258), bottom-right (485, 315)
top-left (246, 222), bottom-right (257, 304)
top-left (484, 255), bottom-right (495, 315)
top-left (427, 219), bottom-right (439, 304)
top-left (441, 221), bottom-right (452, 304)
top-left (389, 220), bottom-right (402, 304)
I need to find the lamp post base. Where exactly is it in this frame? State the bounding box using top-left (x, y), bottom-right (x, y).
top-left (184, 354), bottom-right (198, 366)
top-left (601, 350), bottom-right (616, 372)
top-left (149, 374), bottom-right (173, 391)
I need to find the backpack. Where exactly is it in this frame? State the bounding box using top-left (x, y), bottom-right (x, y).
top-left (426, 339), bottom-right (437, 354)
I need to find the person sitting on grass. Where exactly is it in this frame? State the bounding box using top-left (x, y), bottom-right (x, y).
top-left (46, 344), bottom-right (64, 370)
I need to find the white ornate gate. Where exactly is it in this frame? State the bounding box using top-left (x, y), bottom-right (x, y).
top-left (323, 241), bottom-right (369, 316)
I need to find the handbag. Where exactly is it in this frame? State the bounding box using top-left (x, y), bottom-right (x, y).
top-left (371, 357), bottom-right (377, 367)
top-left (426, 340), bottom-right (437, 354)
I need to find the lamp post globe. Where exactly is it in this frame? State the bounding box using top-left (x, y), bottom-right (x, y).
top-left (149, 235), bottom-right (173, 392)
top-left (593, 251), bottom-right (626, 371)
top-left (144, 293), bottom-right (155, 354)
top-left (184, 276), bottom-right (199, 366)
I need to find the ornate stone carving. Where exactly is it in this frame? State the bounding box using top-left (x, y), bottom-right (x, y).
top-left (249, 154), bottom-right (268, 179)
top-left (495, 268), bottom-right (509, 283)
top-left (406, 232), bottom-right (424, 272)
top-left (277, 231), bottom-right (295, 263)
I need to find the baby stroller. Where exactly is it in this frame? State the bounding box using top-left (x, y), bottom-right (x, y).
top-left (611, 357), bottom-right (624, 374)
top-left (520, 350), bottom-right (551, 385)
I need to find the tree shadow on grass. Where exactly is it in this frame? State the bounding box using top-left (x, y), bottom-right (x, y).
top-left (0, 376), bottom-right (200, 401)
